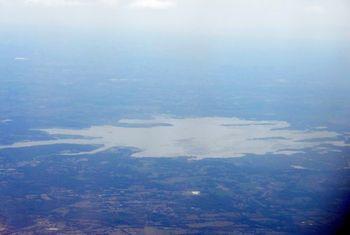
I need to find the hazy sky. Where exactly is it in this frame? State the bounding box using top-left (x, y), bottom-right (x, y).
top-left (0, 0), bottom-right (349, 40)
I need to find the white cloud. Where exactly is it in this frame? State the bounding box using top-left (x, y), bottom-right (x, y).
top-left (25, 0), bottom-right (84, 7)
top-left (291, 165), bottom-right (307, 170)
top-left (129, 0), bottom-right (176, 10)
top-left (0, 1), bottom-right (349, 42)
top-left (0, 117), bottom-right (348, 159)
top-left (1, 0), bottom-right (120, 7)
top-left (14, 57), bottom-right (28, 61)
top-left (12, 0), bottom-right (174, 9)
top-left (0, 119), bottom-right (12, 124)
top-left (304, 5), bottom-right (326, 14)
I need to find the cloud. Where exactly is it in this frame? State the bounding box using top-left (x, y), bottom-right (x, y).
top-left (1, 0), bottom-right (349, 40)
top-left (129, 0), bottom-right (176, 10)
top-left (0, 119), bottom-right (12, 124)
top-left (1, 0), bottom-right (120, 7)
top-left (6, 0), bottom-right (174, 9)
top-left (14, 57), bottom-right (28, 61)
top-left (0, 117), bottom-right (348, 159)
top-left (24, 0), bottom-right (85, 7)
top-left (304, 5), bottom-right (326, 14)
